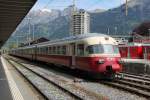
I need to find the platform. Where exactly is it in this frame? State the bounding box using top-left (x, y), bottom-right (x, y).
top-left (0, 56), bottom-right (43, 100)
top-left (122, 58), bottom-right (150, 75)
top-left (122, 58), bottom-right (150, 64)
top-left (0, 59), bottom-right (13, 100)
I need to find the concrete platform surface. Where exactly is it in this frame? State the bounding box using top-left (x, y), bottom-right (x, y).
top-left (122, 58), bottom-right (150, 64)
top-left (0, 59), bottom-right (13, 100)
top-left (121, 58), bottom-right (150, 75)
top-left (1, 56), bottom-right (44, 100)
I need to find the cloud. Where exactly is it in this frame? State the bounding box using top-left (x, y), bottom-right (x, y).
top-left (41, 9), bottom-right (52, 13)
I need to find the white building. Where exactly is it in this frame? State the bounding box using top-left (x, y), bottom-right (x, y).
top-left (70, 9), bottom-right (90, 35)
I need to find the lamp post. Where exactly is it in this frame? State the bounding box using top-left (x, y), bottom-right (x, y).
top-left (32, 24), bottom-right (35, 41)
top-left (107, 27), bottom-right (110, 35)
top-left (25, 17), bottom-right (32, 45)
top-left (114, 26), bottom-right (117, 35)
top-left (125, 0), bottom-right (128, 16)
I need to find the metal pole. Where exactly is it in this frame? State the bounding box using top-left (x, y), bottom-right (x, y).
top-left (115, 27), bottom-right (117, 35)
top-left (140, 0), bottom-right (143, 22)
top-left (107, 27), bottom-right (110, 35)
top-left (32, 24), bottom-right (34, 41)
top-left (27, 17), bottom-right (32, 45)
top-left (125, 0), bottom-right (128, 16)
top-left (73, 0), bottom-right (76, 13)
top-left (70, 0), bottom-right (76, 35)
top-left (29, 18), bottom-right (31, 45)
top-left (17, 36), bottom-right (18, 47)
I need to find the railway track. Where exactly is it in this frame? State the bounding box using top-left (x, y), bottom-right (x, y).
top-left (119, 73), bottom-right (150, 81)
top-left (121, 77), bottom-right (150, 86)
top-left (5, 56), bottom-right (106, 100)
top-left (101, 74), bottom-right (150, 99)
top-left (102, 81), bottom-right (150, 98)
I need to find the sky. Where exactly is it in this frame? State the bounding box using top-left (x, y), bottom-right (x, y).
top-left (32, 0), bottom-right (127, 11)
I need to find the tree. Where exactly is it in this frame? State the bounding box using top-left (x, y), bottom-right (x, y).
top-left (133, 22), bottom-right (150, 36)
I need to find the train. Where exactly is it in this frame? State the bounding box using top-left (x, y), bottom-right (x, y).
top-left (9, 33), bottom-right (122, 79)
top-left (119, 43), bottom-right (150, 60)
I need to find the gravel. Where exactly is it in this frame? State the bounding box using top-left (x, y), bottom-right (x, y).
top-left (21, 63), bottom-right (106, 100)
top-left (79, 82), bottom-right (148, 100)
top-left (9, 60), bottom-right (76, 100)
top-left (22, 63), bottom-right (148, 100)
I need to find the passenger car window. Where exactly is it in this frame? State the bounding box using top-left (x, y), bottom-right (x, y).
top-left (62, 46), bottom-right (66, 55)
top-left (49, 47), bottom-right (52, 54)
top-left (77, 44), bottom-right (84, 56)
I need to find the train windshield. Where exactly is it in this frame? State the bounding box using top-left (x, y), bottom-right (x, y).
top-left (103, 45), bottom-right (119, 54)
top-left (86, 44), bottom-right (119, 54)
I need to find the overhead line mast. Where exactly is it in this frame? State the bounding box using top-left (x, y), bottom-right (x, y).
top-left (125, 0), bottom-right (128, 16)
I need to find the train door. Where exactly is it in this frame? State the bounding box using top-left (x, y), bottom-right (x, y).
top-left (70, 43), bottom-right (76, 68)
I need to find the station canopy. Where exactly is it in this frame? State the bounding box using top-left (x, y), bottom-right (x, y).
top-left (0, 0), bottom-right (37, 47)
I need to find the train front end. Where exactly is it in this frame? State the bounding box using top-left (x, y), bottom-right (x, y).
top-left (86, 36), bottom-right (122, 78)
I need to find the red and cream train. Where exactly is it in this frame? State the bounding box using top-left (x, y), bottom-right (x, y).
top-left (9, 33), bottom-right (122, 79)
top-left (119, 43), bottom-right (150, 60)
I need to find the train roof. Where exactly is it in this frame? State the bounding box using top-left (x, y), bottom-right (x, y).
top-left (12, 33), bottom-right (113, 50)
top-left (37, 33), bottom-right (110, 46)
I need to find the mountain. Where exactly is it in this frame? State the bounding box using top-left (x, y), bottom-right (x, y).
top-left (91, 0), bottom-right (150, 35)
top-left (13, 0), bottom-right (150, 42)
top-left (89, 9), bottom-right (106, 13)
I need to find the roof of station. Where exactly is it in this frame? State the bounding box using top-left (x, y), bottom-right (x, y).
top-left (0, 0), bottom-right (37, 47)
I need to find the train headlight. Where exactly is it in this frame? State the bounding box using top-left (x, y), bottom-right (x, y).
top-left (118, 59), bottom-right (124, 64)
top-left (98, 59), bottom-right (105, 64)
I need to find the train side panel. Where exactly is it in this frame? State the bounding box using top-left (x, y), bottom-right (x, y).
top-left (36, 54), bottom-right (71, 67)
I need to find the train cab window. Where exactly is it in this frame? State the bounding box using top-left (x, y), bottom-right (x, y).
top-left (103, 45), bottom-right (119, 54)
top-left (86, 44), bottom-right (119, 54)
top-left (77, 44), bottom-right (84, 56)
top-left (86, 44), bottom-right (103, 54)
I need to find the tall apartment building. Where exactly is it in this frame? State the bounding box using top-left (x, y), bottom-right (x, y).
top-left (70, 9), bottom-right (90, 35)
